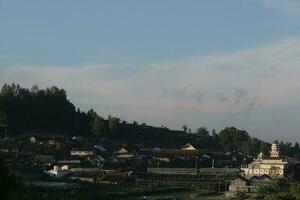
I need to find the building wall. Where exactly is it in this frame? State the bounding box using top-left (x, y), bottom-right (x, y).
top-left (71, 151), bottom-right (93, 156)
top-left (241, 159), bottom-right (286, 176)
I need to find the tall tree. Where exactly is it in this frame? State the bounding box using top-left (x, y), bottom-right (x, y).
top-left (294, 142), bottom-right (300, 154)
top-left (241, 141), bottom-right (251, 155)
top-left (218, 127), bottom-right (251, 153)
top-left (91, 114), bottom-right (107, 137)
top-left (30, 85), bottom-right (39, 94)
top-left (0, 158), bottom-right (23, 200)
top-left (108, 115), bottom-right (119, 135)
top-left (259, 142), bottom-right (270, 155)
top-left (197, 127), bottom-right (209, 136)
top-left (182, 125), bottom-right (187, 133)
top-left (0, 111), bottom-right (7, 124)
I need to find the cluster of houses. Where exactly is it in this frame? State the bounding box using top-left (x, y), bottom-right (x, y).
top-left (0, 134), bottom-right (297, 197)
top-left (241, 143), bottom-right (287, 177)
top-left (0, 135), bottom-right (206, 189)
top-left (0, 135), bottom-right (135, 188)
top-left (227, 143), bottom-right (290, 196)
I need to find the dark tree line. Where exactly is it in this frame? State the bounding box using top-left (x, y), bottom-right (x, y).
top-left (0, 157), bottom-right (36, 200)
top-left (217, 127), bottom-right (300, 158)
top-left (1, 83), bottom-right (300, 157)
top-left (0, 84), bottom-right (191, 147)
top-left (217, 126), bottom-right (274, 156)
top-left (0, 83), bottom-right (92, 135)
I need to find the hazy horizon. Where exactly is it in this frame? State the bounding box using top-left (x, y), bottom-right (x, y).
top-left (1, 0), bottom-right (300, 142)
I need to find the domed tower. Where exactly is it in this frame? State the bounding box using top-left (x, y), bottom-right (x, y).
top-left (270, 143), bottom-right (280, 158)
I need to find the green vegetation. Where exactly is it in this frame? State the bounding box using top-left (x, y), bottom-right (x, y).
top-left (235, 190), bottom-right (247, 200)
top-left (0, 83), bottom-right (90, 135)
top-left (0, 84), bottom-right (183, 139)
top-left (0, 157), bottom-right (22, 200)
top-left (1, 83), bottom-right (300, 156)
top-left (2, 83), bottom-right (300, 199)
top-left (268, 166), bottom-right (281, 179)
top-left (0, 83), bottom-right (212, 148)
top-left (196, 127), bottom-right (209, 136)
top-left (0, 158), bottom-right (39, 200)
top-left (256, 179), bottom-right (300, 200)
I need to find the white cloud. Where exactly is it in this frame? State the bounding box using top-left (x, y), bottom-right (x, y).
top-left (132, 37), bottom-right (300, 114)
top-left (259, 0), bottom-right (300, 16)
top-left (2, 36), bottom-right (300, 140)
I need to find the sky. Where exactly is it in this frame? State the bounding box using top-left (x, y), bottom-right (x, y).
top-left (1, 0), bottom-right (300, 142)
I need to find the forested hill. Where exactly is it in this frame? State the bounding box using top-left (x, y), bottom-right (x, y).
top-left (0, 83), bottom-right (90, 134)
top-left (1, 83), bottom-right (299, 156)
top-left (0, 83), bottom-right (191, 146)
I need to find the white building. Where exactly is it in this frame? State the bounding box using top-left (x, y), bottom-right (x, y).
top-left (181, 143), bottom-right (196, 151)
top-left (30, 136), bottom-right (37, 144)
top-left (70, 148), bottom-right (94, 156)
top-left (117, 147), bottom-right (128, 154)
top-left (45, 165), bottom-right (69, 178)
top-left (241, 144), bottom-right (288, 177)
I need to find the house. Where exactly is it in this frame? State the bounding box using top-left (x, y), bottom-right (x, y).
top-left (94, 144), bottom-right (107, 152)
top-left (57, 159), bottom-right (81, 164)
top-left (56, 159), bottom-right (81, 168)
top-left (71, 136), bottom-right (83, 143)
top-left (117, 143), bottom-right (140, 154)
top-left (202, 154), bottom-right (210, 158)
top-left (227, 174), bottom-right (271, 196)
top-left (249, 174), bottom-right (271, 183)
top-left (115, 146), bottom-right (136, 160)
top-left (25, 181), bottom-right (80, 189)
top-left (34, 155), bottom-right (55, 166)
top-left (68, 176), bottom-right (95, 183)
top-left (248, 174), bottom-right (272, 190)
top-left (48, 140), bottom-right (55, 145)
top-left (94, 144), bottom-right (109, 156)
top-left (116, 154), bottom-right (135, 159)
top-left (153, 157), bottom-right (170, 162)
top-left (91, 155), bottom-right (106, 167)
top-left (0, 143), bottom-right (20, 155)
top-left (45, 165), bottom-right (70, 178)
top-left (30, 136), bottom-right (37, 144)
top-left (181, 143), bottom-right (196, 151)
top-left (241, 144), bottom-right (288, 177)
top-left (228, 177), bottom-right (250, 192)
top-left (141, 146), bottom-right (198, 160)
top-left (45, 139), bottom-right (63, 149)
top-left (226, 177), bottom-right (253, 197)
top-left (147, 167), bottom-right (197, 175)
top-left (29, 135), bottom-right (51, 145)
top-left (70, 148), bottom-right (94, 156)
top-left (117, 147), bottom-right (128, 154)
top-left (224, 151), bottom-right (232, 156)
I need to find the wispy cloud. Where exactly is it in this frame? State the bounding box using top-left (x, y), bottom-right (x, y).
top-left (2, 37), bottom-right (300, 140)
top-left (259, 0), bottom-right (300, 16)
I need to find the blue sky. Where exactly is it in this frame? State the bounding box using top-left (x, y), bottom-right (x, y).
top-left (1, 0), bottom-right (300, 142)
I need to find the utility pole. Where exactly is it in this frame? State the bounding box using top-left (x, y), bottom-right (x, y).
top-left (0, 124), bottom-right (8, 137)
top-left (195, 151), bottom-right (198, 175)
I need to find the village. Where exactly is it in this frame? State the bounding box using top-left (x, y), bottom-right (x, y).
top-left (1, 132), bottom-right (300, 199)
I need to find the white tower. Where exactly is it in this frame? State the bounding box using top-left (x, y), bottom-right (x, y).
top-left (270, 143), bottom-right (279, 158)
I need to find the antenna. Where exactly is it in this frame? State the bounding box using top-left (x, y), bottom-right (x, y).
top-left (195, 151), bottom-right (198, 174)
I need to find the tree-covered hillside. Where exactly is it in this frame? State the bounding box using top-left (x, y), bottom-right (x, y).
top-left (1, 83), bottom-right (300, 157)
top-left (0, 83), bottom-right (91, 135)
top-left (0, 83), bottom-right (196, 146)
